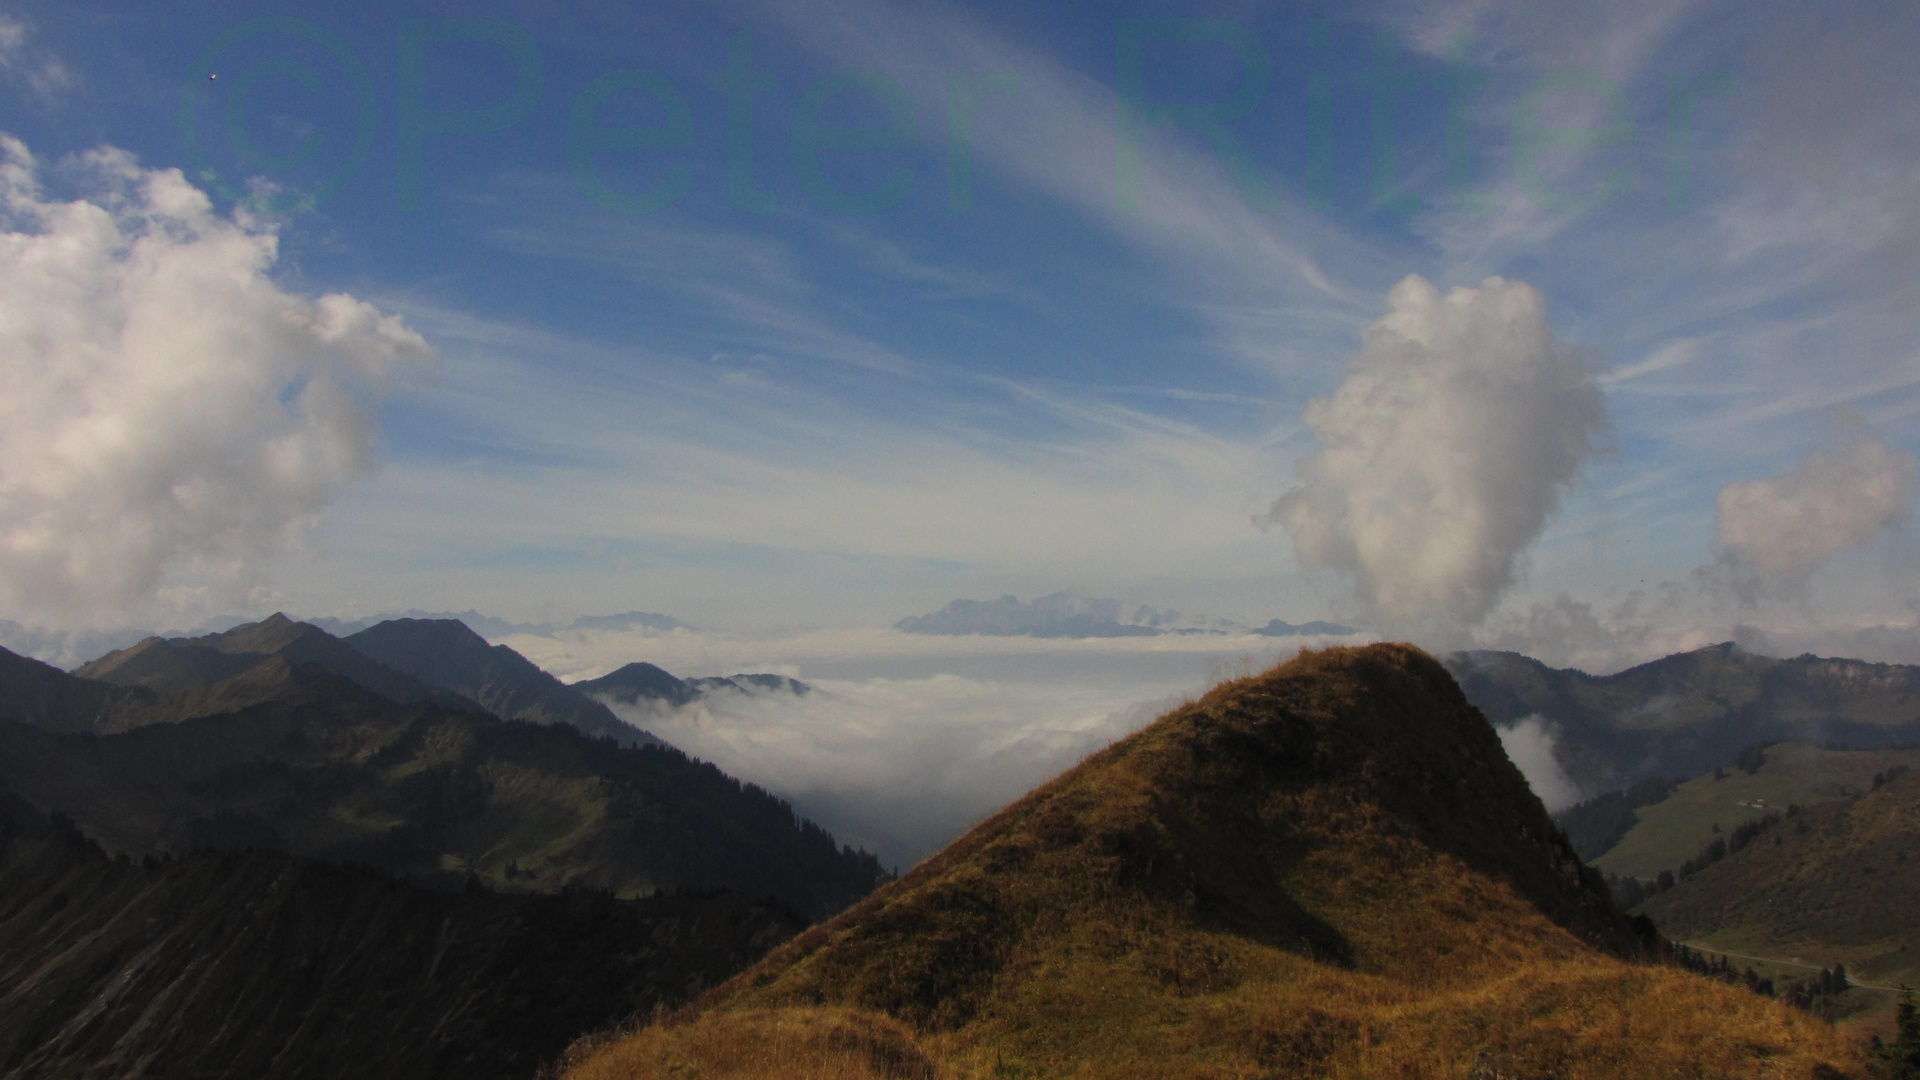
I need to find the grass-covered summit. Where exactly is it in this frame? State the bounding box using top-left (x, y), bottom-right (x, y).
top-left (562, 644), bottom-right (1867, 1079)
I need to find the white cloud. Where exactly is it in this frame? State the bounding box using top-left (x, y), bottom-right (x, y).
top-left (1495, 714), bottom-right (1582, 812)
top-left (0, 14), bottom-right (75, 98)
top-left (1264, 275), bottom-right (1608, 640)
top-left (598, 673), bottom-right (1181, 870)
top-left (496, 621), bottom-right (1356, 867)
top-left (0, 136), bottom-right (432, 629)
top-left (1715, 435), bottom-right (1917, 589)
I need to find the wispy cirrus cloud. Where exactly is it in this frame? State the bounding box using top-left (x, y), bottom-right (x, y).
top-left (0, 14), bottom-right (75, 100)
top-left (728, 0), bottom-right (1404, 369)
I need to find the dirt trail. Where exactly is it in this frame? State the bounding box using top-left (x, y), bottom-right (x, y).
top-left (1679, 942), bottom-right (1904, 991)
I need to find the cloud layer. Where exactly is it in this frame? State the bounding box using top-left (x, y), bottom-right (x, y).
top-left (1715, 435), bottom-right (1917, 590)
top-left (0, 137), bottom-right (431, 628)
top-left (599, 674), bottom-right (1178, 870)
top-left (499, 621), bottom-right (1355, 868)
top-left (1267, 276), bottom-right (1608, 638)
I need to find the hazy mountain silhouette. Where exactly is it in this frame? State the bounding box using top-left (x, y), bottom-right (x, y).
top-left (896, 592), bottom-right (1356, 639)
top-left (572, 662), bottom-right (812, 708)
top-left (1250, 617), bottom-right (1357, 637)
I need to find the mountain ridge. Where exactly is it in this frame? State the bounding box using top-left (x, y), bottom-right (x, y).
top-left (343, 617), bottom-right (664, 747)
top-left (1447, 641), bottom-right (1920, 796)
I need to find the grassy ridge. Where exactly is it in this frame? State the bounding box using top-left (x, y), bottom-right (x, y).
top-left (559, 645), bottom-right (1868, 1079)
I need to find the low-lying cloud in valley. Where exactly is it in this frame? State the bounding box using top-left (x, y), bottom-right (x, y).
top-left (599, 674), bottom-right (1183, 871)
top-left (1265, 276), bottom-right (1609, 642)
top-left (0, 137), bottom-right (431, 629)
top-left (505, 622), bottom-right (1367, 868)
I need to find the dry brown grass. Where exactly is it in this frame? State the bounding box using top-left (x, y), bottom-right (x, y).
top-left (558, 1007), bottom-right (934, 1080)
top-left (561, 645), bottom-right (1875, 1080)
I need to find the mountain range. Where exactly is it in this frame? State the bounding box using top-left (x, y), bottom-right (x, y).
top-left (1, 617), bottom-right (1898, 1076)
top-left (894, 592), bottom-right (1356, 638)
top-left (0, 615), bottom-right (884, 917)
top-left (1447, 641), bottom-right (1920, 797)
top-left (560, 644), bottom-right (1863, 1079)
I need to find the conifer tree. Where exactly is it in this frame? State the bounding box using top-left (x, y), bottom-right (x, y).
top-left (1880, 985), bottom-right (1920, 1079)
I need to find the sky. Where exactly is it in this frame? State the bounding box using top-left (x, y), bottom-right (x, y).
top-left (5, 0), bottom-right (1920, 667)
top-left (6, 0), bottom-right (1919, 864)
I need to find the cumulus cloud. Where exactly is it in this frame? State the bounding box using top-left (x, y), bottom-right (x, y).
top-left (0, 136), bottom-right (432, 628)
top-left (1264, 276), bottom-right (1608, 639)
top-left (1494, 714), bottom-right (1582, 812)
top-left (1715, 435), bottom-right (1917, 593)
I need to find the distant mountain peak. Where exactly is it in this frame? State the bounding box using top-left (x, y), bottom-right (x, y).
top-left (572, 662), bottom-right (812, 708)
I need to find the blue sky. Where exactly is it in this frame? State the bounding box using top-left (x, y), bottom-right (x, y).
top-left (5, 0), bottom-right (1920, 674)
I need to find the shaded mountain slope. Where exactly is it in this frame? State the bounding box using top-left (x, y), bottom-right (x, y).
top-left (0, 664), bottom-right (887, 918)
top-left (0, 642), bottom-right (332, 737)
top-left (0, 646), bottom-right (146, 734)
top-left (563, 645), bottom-right (1864, 1079)
top-left (71, 635), bottom-right (260, 693)
top-left (0, 785), bottom-right (802, 1080)
top-left (1448, 642), bottom-right (1920, 795)
top-left (347, 618), bottom-right (662, 747)
top-left (1637, 768), bottom-right (1920, 987)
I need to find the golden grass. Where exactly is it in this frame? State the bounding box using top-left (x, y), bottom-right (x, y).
top-left (561, 645), bottom-right (1875, 1080)
top-left (558, 1008), bottom-right (934, 1080)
